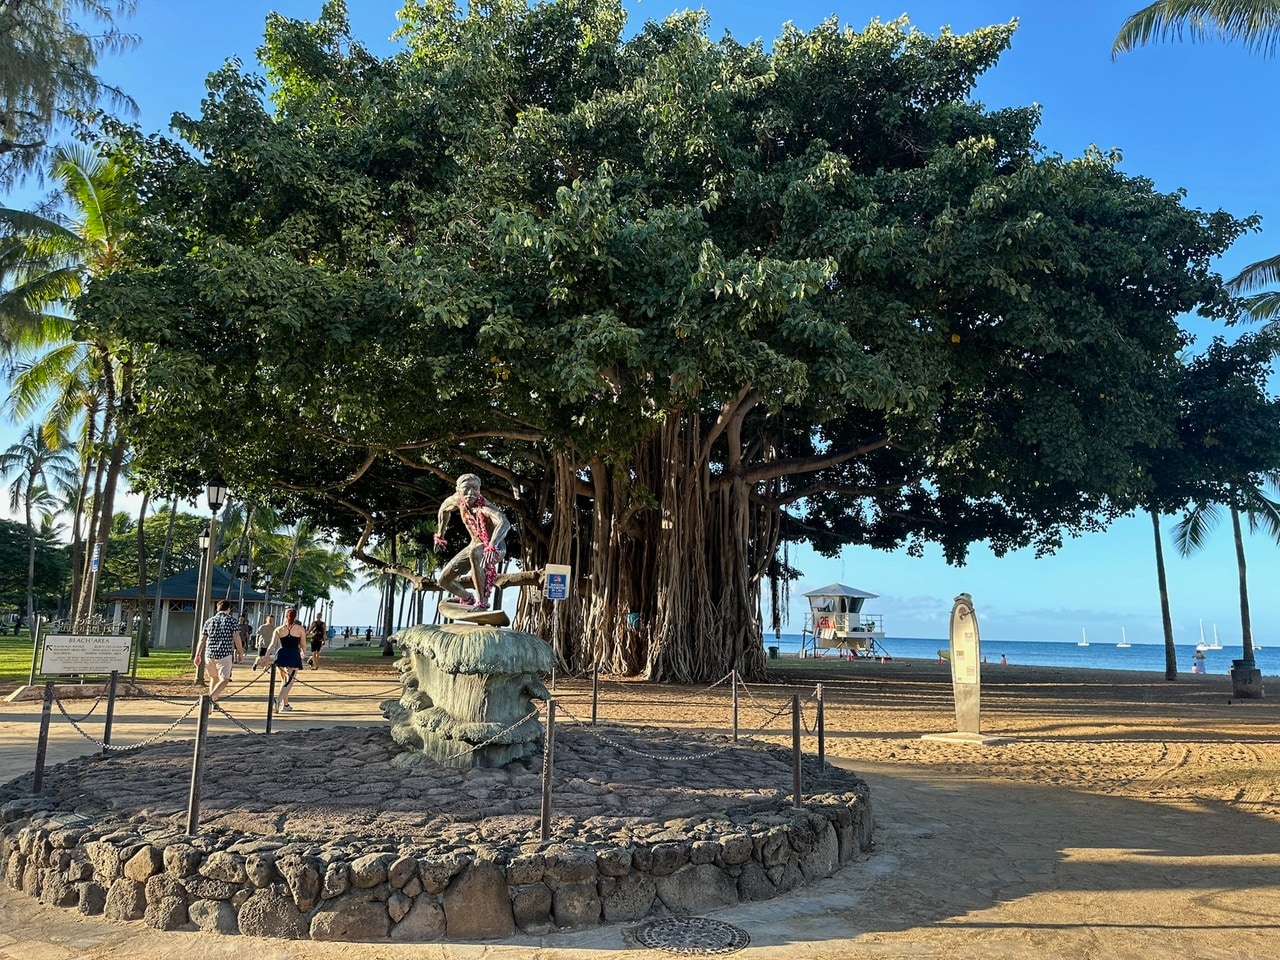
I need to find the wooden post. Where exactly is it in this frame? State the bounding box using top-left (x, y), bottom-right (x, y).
top-left (102, 670), bottom-right (119, 756)
top-left (32, 681), bottom-right (54, 793)
top-left (186, 695), bottom-right (212, 834)
top-left (540, 700), bottom-right (556, 841)
top-left (791, 694), bottom-right (802, 809)
top-left (816, 682), bottom-right (825, 767)
top-left (26, 615), bottom-right (43, 687)
top-left (731, 670), bottom-right (739, 742)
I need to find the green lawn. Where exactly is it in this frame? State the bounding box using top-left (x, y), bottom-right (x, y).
top-left (0, 634), bottom-right (402, 688)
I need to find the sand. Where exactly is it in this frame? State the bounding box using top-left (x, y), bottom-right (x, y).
top-left (2, 655), bottom-right (1279, 959)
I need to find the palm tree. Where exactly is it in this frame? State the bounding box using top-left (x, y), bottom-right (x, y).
top-left (0, 425), bottom-right (76, 628)
top-left (1114, 2), bottom-right (1280, 325)
top-left (0, 143), bottom-right (134, 621)
top-left (1173, 481), bottom-right (1280, 659)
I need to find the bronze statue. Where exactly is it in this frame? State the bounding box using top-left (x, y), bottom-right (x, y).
top-left (434, 473), bottom-right (510, 611)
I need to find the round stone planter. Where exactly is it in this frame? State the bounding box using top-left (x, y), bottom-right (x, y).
top-left (1, 725), bottom-right (872, 941)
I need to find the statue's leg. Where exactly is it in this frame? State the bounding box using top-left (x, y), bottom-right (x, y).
top-left (468, 545), bottom-right (491, 609)
top-left (438, 551), bottom-right (474, 602)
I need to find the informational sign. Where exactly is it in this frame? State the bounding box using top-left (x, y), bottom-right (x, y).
top-left (947, 593), bottom-right (983, 735)
top-left (40, 634), bottom-right (131, 675)
top-left (544, 564), bottom-right (572, 602)
top-left (90, 542), bottom-right (101, 573)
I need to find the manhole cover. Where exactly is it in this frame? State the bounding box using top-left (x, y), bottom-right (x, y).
top-left (634, 917), bottom-right (751, 955)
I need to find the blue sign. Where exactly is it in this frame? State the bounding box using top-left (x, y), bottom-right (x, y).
top-left (90, 543), bottom-right (101, 573)
top-left (546, 573), bottom-right (568, 601)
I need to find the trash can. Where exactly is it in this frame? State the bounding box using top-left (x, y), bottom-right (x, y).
top-left (768, 645), bottom-right (779, 660)
top-left (1231, 658), bottom-right (1264, 699)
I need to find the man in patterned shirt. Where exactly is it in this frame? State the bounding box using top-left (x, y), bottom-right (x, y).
top-left (196, 599), bottom-right (244, 700)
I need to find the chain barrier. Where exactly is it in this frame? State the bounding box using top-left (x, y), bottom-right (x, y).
top-left (52, 690), bottom-right (201, 752)
top-left (554, 701), bottom-right (740, 762)
top-left (287, 673), bottom-right (404, 699)
top-left (132, 681), bottom-right (206, 707)
top-left (438, 706), bottom-right (544, 764)
top-left (580, 670), bottom-right (735, 709)
top-left (736, 677), bottom-right (819, 734)
top-left (54, 693), bottom-right (105, 724)
top-left (210, 700), bottom-right (261, 735)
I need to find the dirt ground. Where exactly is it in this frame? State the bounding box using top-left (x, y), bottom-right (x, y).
top-left (3, 656), bottom-right (1280, 959)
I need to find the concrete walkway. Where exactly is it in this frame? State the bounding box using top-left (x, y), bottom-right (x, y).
top-left (2, 674), bottom-right (1278, 959)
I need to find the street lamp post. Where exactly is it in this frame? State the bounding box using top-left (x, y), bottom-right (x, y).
top-left (261, 571), bottom-right (272, 622)
top-left (195, 475), bottom-right (229, 660)
top-left (236, 556), bottom-right (250, 616)
top-left (190, 527), bottom-right (211, 660)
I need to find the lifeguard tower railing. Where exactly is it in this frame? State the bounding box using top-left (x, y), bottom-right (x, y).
top-left (799, 612), bottom-right (888, 658)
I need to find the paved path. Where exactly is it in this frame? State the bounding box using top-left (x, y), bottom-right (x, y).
top-left (2, 675), bottom-right (1278, 959)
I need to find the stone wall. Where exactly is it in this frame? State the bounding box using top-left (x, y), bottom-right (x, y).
top-left (1, 789), bottom-right (872, 940)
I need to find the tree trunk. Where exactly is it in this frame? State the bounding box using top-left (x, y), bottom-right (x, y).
top-left (1150, 507), bottom-right (1177, 681)
top-left (76, 432), bottom-right (127, 622)
top-left (147, 498), bottom-right (179, 655)
top-left (1231, 503), bottom-right (1254, 661)
top-left (381, 537), bottom-right (397, 655)
top-left (23, 477), bottom-right (36, 636)
top-left (134, 491), bottom-right (151, 655)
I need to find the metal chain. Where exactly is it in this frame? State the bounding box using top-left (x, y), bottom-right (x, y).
top-left (54, 693), bottom-right (105, 723)
top-left (53, 692), bottom-right (201, 751)
top-left (288, 674), bottom-right (404, 699)
top-left (554, 701), bottom-right (739, 761)
top-left (210, 700), bottom-right (261, 735)
top-left (583, 670), bottom-right (734, 708)
top-left (439, 706), bottom-right (544, 764)
top-left (131, 681), bottom-right (204, 706)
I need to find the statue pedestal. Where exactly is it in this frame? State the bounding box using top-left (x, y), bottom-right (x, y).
top-left (382, 622), bottom-right (551, 768)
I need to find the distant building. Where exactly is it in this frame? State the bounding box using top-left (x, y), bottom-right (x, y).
top-left (104, 565), bottom-right (272, 649)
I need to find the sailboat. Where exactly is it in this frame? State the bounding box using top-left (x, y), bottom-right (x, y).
top-left (1117, 627), bottom-right (1131, 649)
top-left (1078, 628), bottom-right (1089, 647)
top-left (1207, 624), bottom-right (1223, 651)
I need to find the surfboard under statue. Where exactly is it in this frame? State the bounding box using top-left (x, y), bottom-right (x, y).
top-left (438, 600), bottom-right (511, 627)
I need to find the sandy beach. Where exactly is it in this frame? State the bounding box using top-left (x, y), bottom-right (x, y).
top-left (2, 655), bottom-right (1279, 958)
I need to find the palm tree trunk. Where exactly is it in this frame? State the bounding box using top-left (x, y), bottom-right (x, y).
top-left (23, 472), bottom-right (36, 638)
top-left (1231, 504), bottom-right (1255, 660)
top-left (1150, 507), bottom-right (1177, 681)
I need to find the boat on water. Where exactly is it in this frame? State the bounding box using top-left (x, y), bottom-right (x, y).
top-left (1078, 628), bottom-right (1089, 648)
top-left (1196, 620), bottom-right (1223, 652)
top-left (1117, 627), bottom-right (1131, 649)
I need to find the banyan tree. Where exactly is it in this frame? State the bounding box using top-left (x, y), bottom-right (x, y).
top-left (82, 0), bottom-right (1246, 681)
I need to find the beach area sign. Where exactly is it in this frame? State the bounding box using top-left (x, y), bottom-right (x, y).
top-left (39, 634), bottom-right (132, 675)
top-left (922, 593), bottom-right (1004, 745)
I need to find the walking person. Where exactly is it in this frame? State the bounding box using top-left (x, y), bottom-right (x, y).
top-left (308, 615), bottom-right (327, 670)
top-left (195, 600), bottom-right (244, 701)
top-left (257, 607), bottom-right (306, 711)
top-left (253, 614), bottom-right (275, 662)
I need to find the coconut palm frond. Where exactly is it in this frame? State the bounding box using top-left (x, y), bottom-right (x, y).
top-left (1227, 252), bottom-right (1280, 294)
top-left (1113, 0), bottom-right (1280, 58)
top-left (1242, 485), bottom-right (1280, 541)
top-left (1241, 291), bottom-right (1280, 326)
top-left (1172, 500), bottom-right (1222, 556)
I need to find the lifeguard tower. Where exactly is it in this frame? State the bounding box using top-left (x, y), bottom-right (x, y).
top-left (800, 583), bottom-right (888, 658)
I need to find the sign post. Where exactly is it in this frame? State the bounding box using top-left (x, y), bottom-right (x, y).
top-left (922, 593), bottom-right (1004, 744)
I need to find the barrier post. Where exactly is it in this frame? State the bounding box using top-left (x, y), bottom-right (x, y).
top-left (591, 662), bottom-right (600, 725)
top-left (731, 670), bottom-right (739, 743)
top-left (816, 682), bottom-right (825, 767)
top-left (32, 681), bottom-right (54, 792)
top-left (186, 695), bottom-right (212, 834)
top-left (265, 666), bottom-right (278, 735)
top-left (791, 693), bottom-right (802, 809)
top-left (102, 670), bottom-right (119, 756)
top-left (540, 700), bottom-right (556, 841)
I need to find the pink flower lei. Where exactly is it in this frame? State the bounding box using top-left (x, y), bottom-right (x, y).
top-left (459, 495), bottom-right (498, 601)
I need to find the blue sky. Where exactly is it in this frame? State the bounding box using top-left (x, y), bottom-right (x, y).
top-left (4, 1), bottom-right (1279, 646)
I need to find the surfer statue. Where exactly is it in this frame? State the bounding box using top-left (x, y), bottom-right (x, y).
top-left (434, 473), bottom-right (510, 612)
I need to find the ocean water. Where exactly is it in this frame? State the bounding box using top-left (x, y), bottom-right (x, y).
top-left (765, 634), bottom-right (1270, 676)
